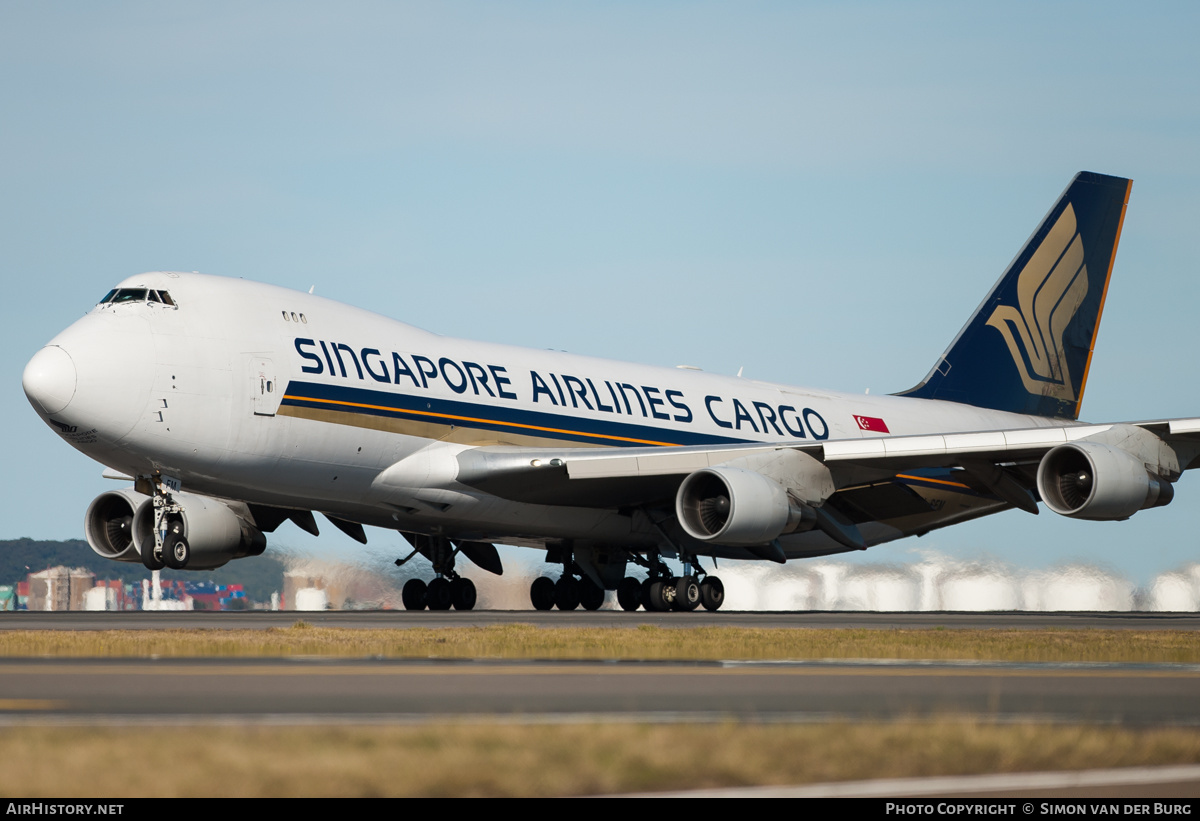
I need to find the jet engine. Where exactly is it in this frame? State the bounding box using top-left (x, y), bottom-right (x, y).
top-left (1036, 442), bottom-right (1174, 521)
top-left (85, 488), bottom-right (266, 570)
top-left (675, 467), bottom-right (816, 546)
top-left (84, 488), bottom-right (151, 563)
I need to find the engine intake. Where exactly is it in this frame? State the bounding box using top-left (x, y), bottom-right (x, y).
top-left (84, 489), bottom-right (152, 563)
top-left (675, 467), bottom-right (815, 546)
top-left (1036, 442), bottom-right (1173, 521)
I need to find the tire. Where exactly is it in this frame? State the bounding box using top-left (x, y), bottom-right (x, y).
top-left (139, 536), bottom-right (164, 571)
top-left (530, 576), bottom-right (556, 611)
top-left (426, 577), bottom-right (453, 610)
top-left (617, 577), bottom-right (642, 611)
top-left (644, 580), bottom-right (669, 612)
top-left (162, 517), bottom-right (189, 569)
top-left (450, 577), bottom-right (477, 611)
top-left (402, 579), bottom-right (428, 610)
top-left (700, 576), bottom-right (725, 611)
top-left (554, 576), bottom-right (581, 611)
top-left (674, 575), bottom-right (701, 611)
top-left (579, 578), bottom-right (605, 611)
top-left (164, 535), bottom-right (190, 570)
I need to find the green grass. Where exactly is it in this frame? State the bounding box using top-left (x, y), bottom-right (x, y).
top-left (1, 722), bottom-right (1198, 797)
top-left (2, 624), bottom-right (1199, 662)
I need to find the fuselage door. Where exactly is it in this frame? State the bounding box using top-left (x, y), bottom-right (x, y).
top-left (249, 357), bottom-right (282, 417)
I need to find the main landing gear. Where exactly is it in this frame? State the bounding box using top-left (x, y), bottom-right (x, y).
top-left (402, 575), bottom-right (476, 611)
top-left (529, 573), bottom-right (606, 611)
top-left (529, 550), bottom-right (725, 612)
top-left (616, 554), bottom-right (724, 612)
top-left (398, 535), bottom-right (477, 611)
top-left (528, 544), bottom-right (608, 611)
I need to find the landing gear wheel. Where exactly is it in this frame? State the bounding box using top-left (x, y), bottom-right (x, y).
top-left (617, 577), bottom-right (642, 611)
top-left (163, 535), bottom-right (191, 570)
top-left (662, 577), bottom-right (679, 610)
top-left (554, 576), bottom-right (581, 611)
top-left (579, 578), bottom-right (605, 611)
top-left (530, 576), bottom-right (556, 611)
top-left (450, 577), bottom-right (477, 611)
top-left (160, 520), bottom-right (189, 569)
top-left (426, 577), bottom-right (453, 610)
top-left (139, 536), bottom-right (164, 571)
top-left (644, 579), bottom-right (673, 612)
top-left (673, 575), bottom-right (701, 611)
top-left (700, 576), bottom-right (725, 611)
top-left (402, 579), bottom-right (428, 610)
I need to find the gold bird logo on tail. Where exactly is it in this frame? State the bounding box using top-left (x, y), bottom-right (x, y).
top-left (985, 204), bottom-right (1088, 403)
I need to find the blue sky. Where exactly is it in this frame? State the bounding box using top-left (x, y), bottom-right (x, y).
top-left (3, 2), bottom-right (1199, 585)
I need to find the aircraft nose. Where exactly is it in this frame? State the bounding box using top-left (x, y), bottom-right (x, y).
top-left (23, 345), bottom-right (78, 415)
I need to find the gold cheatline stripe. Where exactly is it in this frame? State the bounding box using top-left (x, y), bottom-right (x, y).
top-left (895, 473), bottom-right (971, 490)
top-left (283, 393), bottom-right (680, 447)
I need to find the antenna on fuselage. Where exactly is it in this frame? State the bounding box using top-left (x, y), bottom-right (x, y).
top-left (309, 285), bottom-right (315, 294)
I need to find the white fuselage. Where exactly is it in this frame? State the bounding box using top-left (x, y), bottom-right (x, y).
top-left (29, 272), bottom-right (1064, 558)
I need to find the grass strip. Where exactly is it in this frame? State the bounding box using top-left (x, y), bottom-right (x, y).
top-left (1, 624), bottom-right (1199, 662)
top-left (1, 721), bottom-right (1198, 797)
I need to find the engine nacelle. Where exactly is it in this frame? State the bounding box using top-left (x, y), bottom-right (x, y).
top-left (131, 491), bottom-right (267, 570)
top-left (84, 488), bottom-right (152, 563)
top-left (1036, 442), bottom-right (1174, 521)
top-left (675, 467), bottom-right (815, 546)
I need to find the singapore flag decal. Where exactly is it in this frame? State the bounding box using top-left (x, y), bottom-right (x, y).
top-left (854, 415), bottom-right (890, 433)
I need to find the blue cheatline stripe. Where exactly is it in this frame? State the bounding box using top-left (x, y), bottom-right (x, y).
top-left (279, 380), bottom-right (752, 448)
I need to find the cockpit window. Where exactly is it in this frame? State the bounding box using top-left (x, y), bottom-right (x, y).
top-left (110, 288), bottom-right (148, 303)
top-left (97, 288), bottom-right (177, 307)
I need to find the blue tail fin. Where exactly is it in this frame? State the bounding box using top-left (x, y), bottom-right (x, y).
top-left (898, 171), bottom-right (1132, 420)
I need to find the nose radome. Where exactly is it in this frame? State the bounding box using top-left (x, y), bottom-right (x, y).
top-left (23, 345), bottom-right (77, 415)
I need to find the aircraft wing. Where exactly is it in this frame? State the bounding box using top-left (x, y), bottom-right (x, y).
top-left (455, 440), bottom-right (817, 507)
top-left (454, 419), bottom-right (1200, 510)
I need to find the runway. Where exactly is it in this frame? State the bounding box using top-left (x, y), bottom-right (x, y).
top-left (3, 611), bottom-right (1198, 728)
top-left (5, 609), bottom-right (1200, 630)
top-left (1, 657), bottom-right (1197, 726)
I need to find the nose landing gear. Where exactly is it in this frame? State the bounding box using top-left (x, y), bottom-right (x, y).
top-left (139, 474), bottom-right (185, 571)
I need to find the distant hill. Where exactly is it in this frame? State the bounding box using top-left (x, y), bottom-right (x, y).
top-left (0, 539), bottom-right (287, 604)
